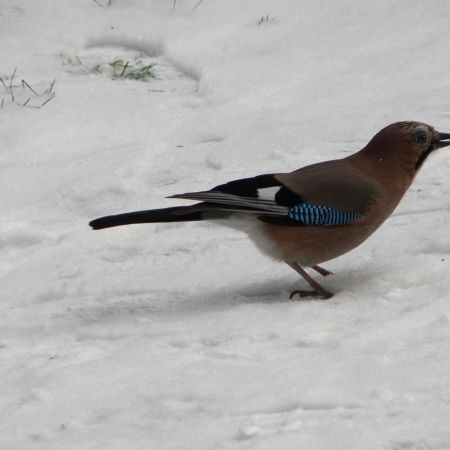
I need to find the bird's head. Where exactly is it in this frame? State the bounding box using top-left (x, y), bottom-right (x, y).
top-left (360, 121), bottom-right (450, 173)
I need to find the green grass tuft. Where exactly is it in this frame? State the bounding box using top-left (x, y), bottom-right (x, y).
top-left (109, 59), bottom-right (157, 80)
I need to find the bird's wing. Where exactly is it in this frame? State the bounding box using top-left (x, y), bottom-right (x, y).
top-left (170, 160), bottom-right (380, 226)
top-left (275, 159), bottom-right (380, 213)
top-left (169, 174), bottom-right (289, 215)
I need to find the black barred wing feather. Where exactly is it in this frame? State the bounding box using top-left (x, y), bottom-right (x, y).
top-left (288, 204), bottom-right (362, 225)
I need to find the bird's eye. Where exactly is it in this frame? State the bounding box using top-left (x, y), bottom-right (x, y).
top-left (413, 131), bottom-right (428, 145)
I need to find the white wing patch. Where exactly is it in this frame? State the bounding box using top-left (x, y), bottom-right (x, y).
top-left (256, 186), bottom-right (281, 201)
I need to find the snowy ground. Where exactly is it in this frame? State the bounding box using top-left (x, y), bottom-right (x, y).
top-left (1, 1), bottom-right (450, 449)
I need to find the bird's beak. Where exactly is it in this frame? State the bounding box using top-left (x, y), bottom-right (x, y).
top-left (433, 132), bottom-right (450, 149)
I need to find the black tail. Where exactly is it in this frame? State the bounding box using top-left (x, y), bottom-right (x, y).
top-left (89, 205), bottom-right (208, 230)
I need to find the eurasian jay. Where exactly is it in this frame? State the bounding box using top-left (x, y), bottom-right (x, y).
top-left (90, 121), bottom-right (450, 299)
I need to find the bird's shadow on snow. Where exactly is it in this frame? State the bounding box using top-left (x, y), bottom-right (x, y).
top-left (168, 266), bottom-right (369, 314)
top-left (73, 265), bottom-right (373, 327)
top-left (195, 278), bottom-right (296, 306)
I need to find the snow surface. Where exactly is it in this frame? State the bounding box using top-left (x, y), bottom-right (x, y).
top-left (1, 1), bottom-right (450, 449)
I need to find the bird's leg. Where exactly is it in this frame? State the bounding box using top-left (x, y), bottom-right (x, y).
top-left (311, 265), bottom-right (333, 277)
top-left (287, 262), bottom-right (334, 300)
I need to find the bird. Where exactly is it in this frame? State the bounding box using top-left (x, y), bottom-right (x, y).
top-left (89, 121), bottom-right (450, 299)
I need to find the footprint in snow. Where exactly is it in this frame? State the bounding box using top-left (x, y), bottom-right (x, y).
top-left (62, 37), bottom-right (199, 94)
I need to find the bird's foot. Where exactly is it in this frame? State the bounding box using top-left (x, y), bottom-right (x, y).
top-left (311, 265), bottom-right (333, 277)
top-left (287, 262), bottom-right (334, 300)
top-left (289, 288), bottom-right (334, 300)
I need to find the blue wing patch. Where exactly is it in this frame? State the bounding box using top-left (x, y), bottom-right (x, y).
top-left (288, 203), bottom-right (362, 225)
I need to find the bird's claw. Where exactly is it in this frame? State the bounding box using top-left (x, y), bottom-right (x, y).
top-left (289, 289), bottom-right (334, 300)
